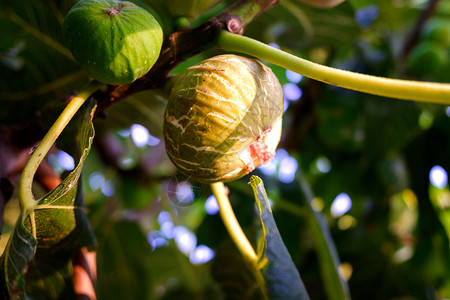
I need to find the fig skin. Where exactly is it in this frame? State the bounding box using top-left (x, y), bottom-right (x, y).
top-left (63, 0), bottom-right (163, 85)
top-left (164, 54), bottom-right (284, 183)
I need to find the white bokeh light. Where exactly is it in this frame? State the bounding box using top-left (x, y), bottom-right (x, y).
top-left (189, 245), bottom-right (215, 264)
top-left (429, 165), bottom-right (448, 189)
top-left (174, 226), bottom-right (197, 255)
top-left (316, 156), bottom-right (331, 173)
top-left (331, 193), bottom-right (352, 217)
top-left (131, 124), bottom-right (150, 147)
top-left (176, 182), bottom-right (195, 204)
top-left (278, 156), bottom-right (298, 184)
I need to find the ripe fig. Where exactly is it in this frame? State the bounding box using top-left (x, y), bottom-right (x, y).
top-left (164, 54), bottom-right (284, 183)
top-left (63, 0), bottom-right (163, 85)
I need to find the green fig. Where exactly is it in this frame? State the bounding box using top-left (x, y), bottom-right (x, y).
top-left (64, 0), bottom-right (163, 85)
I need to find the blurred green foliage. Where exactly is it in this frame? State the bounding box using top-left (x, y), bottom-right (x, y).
top-left (1, 0), bottom-right (450, 299)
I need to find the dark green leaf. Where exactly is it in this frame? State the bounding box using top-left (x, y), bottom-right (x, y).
top-left (0, 0), bottom-right (89, 124)
top-left (250, 176), bottom-right (310, 300)
top-left (211, 239), bottom-right (266, 300)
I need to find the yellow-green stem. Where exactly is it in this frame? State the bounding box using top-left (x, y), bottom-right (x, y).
top-left (217, 31), bottom-right (450, 104)
top-left (19, 81), bottom-right (103, 216)
top-left (210, 182), bottom-right (258, 264)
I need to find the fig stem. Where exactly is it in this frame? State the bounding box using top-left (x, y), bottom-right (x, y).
top-left (18, 81), bottom-right (104, 216)
top-left (211, 182), bottom-right (258, 263)
top-left (217, 31), bottom-right (450, 104)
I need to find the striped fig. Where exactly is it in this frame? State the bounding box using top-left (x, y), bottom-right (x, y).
top-left (164, 54), bottom-right (284, 183)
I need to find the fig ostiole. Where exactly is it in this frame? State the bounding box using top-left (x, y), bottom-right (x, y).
top-left (163, 54), bottom-right (284, 183)
top-left (63, 0), bottom-right (163, 85)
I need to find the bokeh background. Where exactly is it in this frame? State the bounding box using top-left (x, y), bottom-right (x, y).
top-left (1, 0), bottom-right (449, 299)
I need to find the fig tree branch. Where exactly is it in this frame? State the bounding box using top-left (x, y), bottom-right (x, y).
top-left (95, 0), bottom-right (280, 113)
top-left (399, 0), bottom-right (441, 63)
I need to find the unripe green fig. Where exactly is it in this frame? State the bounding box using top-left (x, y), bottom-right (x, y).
top-left (163, 54), bottom-right (284, 183)
top-left (63, 0), bottom-right (163, 85)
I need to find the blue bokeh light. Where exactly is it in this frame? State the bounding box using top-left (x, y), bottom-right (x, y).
top-left (286, 69), bottom-right (303, 84)
top-left (147, 230), bottom-right (168, 251)
top-left (148, 134), bottom-right (161, 146)
top-left (355, 5), bottom-right (379, 28)
top-left (88, 172), bottom-right (105, 191)
top-left (446, 106), bottom-right (450, 117)
top-left (117, 129), bottom-right (130, 137)
top-left (160, 221), bottom-right (175, 239)
top-left (57, 150), bottom-right (75, 171)
top-left (283, 83), bottom-right (302, 101)
top-left (258, 159), bottom-right (277, 176)
top-left (268, 42), bottom-right (280, 49)
top-left (331, 193), bottom-right (352, 217)
top-left (101, 181), bottom-right (115, 197)
top-left (189, 245), bottom-right (215, 264)
top-left (429, 165), bottom-right (448, 189)
top-left (158, 210), bottom-right (172, 225)
top-left (205, 195), bottom-right (220, 215)
top-left (283, 98), bottom-right (290, 113)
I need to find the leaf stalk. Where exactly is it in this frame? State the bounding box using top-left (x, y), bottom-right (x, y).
top-left (211, 182), bottom-right (258, 263)
top-left (217, 31), bottom-right (450, 104)
top-left (18, 81), bottom-right (103, 216)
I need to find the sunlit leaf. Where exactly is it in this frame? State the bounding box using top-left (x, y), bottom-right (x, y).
top-left (250, 176), bottom-right (310, 300)
top-left (0, 100), bottom-right (97, 299)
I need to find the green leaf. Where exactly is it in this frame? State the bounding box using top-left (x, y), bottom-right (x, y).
top-left (0, 100), bottom-right (97, 300)
top-left (104, 89), bottom-right (169, 137)
top-left (0, 0), bottom-right (89, 124)
top-left (296, 168), bottom-right (351, 300)
top-left (211, 239), bottom-right (266, 300)
top-left (96, 220), bottom-right (154, 300)
top-left (245, 0), bottom-right (360, 51)
top-left (249, 176), bottom-right (310, 300)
